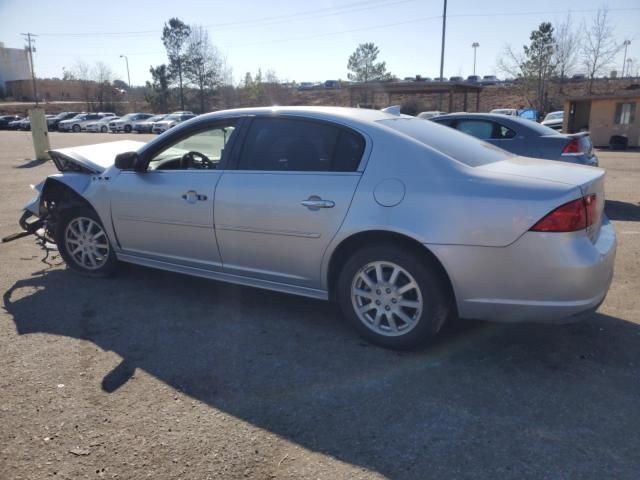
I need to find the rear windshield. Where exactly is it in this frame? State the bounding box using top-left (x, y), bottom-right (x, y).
top-left (378, 117), bottom-right (512, 167)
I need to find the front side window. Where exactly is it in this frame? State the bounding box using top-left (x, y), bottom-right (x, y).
top-left (148, 122), bottom-right (237, 170)
top-left (237, 117), bottom-right (364, 172)
top-left (614, 103), bottom-right (636, 125)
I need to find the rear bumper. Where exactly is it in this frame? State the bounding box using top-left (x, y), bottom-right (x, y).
top-left (428, 217), bottom-right (616, 323)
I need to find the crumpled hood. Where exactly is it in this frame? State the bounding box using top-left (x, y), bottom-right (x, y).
top-left (48, 140), bottom-right (145, 173)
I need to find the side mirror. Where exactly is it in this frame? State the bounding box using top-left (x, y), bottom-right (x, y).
top-left (115, 151), bottom-right (140, 170)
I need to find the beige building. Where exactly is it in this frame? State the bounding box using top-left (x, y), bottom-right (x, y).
top-left (0, 42), bottom-right (31, 93)
top-left (564, 93), bottom-right (640, 148)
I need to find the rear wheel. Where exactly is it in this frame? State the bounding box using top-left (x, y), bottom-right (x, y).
top-left (101, 125), bottom-right (108, 133)
top-left (337, 245), bottom-right (451, 350)
top-left (72, 124), bottom-right (81, 132)
top-left (55, 207), bottom-right (117, 277)
top-left (124, 125), bottom-right (132, 133)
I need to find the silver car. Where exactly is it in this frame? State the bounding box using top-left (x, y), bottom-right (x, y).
top-left (13, 106), bottom-right (616, 349)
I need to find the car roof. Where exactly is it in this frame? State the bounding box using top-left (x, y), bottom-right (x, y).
top-left (196, 106), bottom-right (403, 127)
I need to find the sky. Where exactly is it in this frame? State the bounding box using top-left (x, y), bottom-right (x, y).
top-left (1, 0), bottom-right (639, 86)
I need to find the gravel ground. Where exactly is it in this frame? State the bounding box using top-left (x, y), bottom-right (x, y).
top-left (1, 131), bottom-right (639, 480)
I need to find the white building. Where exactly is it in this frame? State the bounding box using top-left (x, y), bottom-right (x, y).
top-left (0, 42), bottom-right (31, 94)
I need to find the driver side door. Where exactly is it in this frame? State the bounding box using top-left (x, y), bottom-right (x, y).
top-left (110, 119), bottom-right (239, 271)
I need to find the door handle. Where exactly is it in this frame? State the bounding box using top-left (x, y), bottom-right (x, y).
top-left (182, 190), bottom-right (208, 203)
top-left (301, 197), bottom-right (335, 210)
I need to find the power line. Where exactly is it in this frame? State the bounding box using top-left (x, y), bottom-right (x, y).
top-left (34, 5), bottom-right (640, 39)
top-left (37, 0), bottom-right (417, 37)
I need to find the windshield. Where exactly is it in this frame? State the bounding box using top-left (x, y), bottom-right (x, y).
top-left (164, 114), bottom-right (181, 121)
top-left (378, 117), bottom-right (512, 167)
top-left (545, 112), bottom-right (563, 120)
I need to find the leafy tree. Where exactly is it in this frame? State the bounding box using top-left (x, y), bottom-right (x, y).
top-left (185, 25), bottom-right (222, 113)
top-left (162, 18), bottom-right (191, 110)
top-left (521, 22), bottom-right (556, 112)
top-left (145, 64), bottom-right (172, 112)
top-left (347, 42), bottom-right (392, 82)
top-left (582, 7), bottom-right (622, 94)
top-left (498, 23), bottom-right (556, 112)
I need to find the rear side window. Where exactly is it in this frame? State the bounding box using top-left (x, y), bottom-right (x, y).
top-left (457, 120), bottom-right (493, 139)
top-left (237, 117), bottom-right (364, 172)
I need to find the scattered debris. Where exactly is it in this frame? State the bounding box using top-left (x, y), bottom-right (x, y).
top-left (69, 447), bottom-right (91, 456)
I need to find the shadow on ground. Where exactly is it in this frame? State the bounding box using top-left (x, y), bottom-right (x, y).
top-left (15, 158), bottom-right (48, 169)
top-left (606, 200), bottom-right (640, 222)
top-left (4, 263), bottom-right (640, 478)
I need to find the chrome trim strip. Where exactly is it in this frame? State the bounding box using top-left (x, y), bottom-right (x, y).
top-left (216, 224), bottom-right (321, 238)
top-left (116, 215), bottom-right (211, 228)
top-left (116, 253), bottom-right (329, 300)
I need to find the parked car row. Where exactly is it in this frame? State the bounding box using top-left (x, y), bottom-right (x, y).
top-left (1, 111), bottom-right (198, 134)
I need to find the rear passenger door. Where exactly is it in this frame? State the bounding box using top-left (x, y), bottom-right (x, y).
top-left (214, 116), bottom-right (366, 289)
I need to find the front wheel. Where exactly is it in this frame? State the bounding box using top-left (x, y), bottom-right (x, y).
top-left (337, 245), bottom-right (451, 350)
top-left (124, 125), bottom-right (132, 133)
top-left (55, 207), bottom-right (117, 277)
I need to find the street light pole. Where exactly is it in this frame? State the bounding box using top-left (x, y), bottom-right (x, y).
top-left (438, 0), bottom-right (447, 110)
top-left (622, 40), bottom-right (631, 77)
top-left (472, 42), bottom-right (479, 76)
top-left (120, 54), bottom-right (131, 89)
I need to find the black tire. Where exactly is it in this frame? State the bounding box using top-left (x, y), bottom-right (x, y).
top-left (101, 125), bottom-right (108, 133)
top-left (55, 207), bottom-right (117, 277)
top-left (337, 244), bottom-right (452, 350)
top-left (72, 124), bottom-right (81, 133)
top-left (124, 125), bottom-right (132, 133)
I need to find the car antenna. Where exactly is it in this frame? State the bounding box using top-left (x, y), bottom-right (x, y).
top-left (381, 105), bottom-right (402, 116)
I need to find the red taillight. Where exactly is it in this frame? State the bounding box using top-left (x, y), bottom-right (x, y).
top-left (562, 137), bottom-right (584, 155)
top-left (530, 194), bottom-right (597, 232)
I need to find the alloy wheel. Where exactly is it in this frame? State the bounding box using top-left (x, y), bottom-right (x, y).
top-left (351, 261), bottom-right (423, 337)
top-left (64, 217), bottom-right (110, 270)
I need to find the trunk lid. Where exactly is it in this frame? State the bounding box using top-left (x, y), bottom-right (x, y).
top-left (478, 156), bottom-right (606, 242)
top-left (48, 140), bottom-right (145, 174)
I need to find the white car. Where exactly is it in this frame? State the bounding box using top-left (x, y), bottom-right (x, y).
top-left (490, 108), bottom-right (518, 116)
top-left (417, 111), bottom-right (447, 120)
top-left (85, 117), bottom-right (119, 133)
top-left (109, 113), bottom-right (154, 133)
top-left (152, 112), bottom-right (196, 134)
top-left (541, 111), bottom-right (564, 131)
top-left (59, 113), bottom-right (106, 132)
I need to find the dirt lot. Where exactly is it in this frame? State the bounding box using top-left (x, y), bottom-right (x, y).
top-left (1, 131), bottom-right (639, 480)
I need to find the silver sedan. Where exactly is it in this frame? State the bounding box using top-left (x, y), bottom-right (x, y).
top-left (14, 106), bottom-right (616, 349)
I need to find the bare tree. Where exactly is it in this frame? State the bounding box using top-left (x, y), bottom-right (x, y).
top-left (582, 7), bottom-right (622, 94)
top-left (185, 25), bottom-right (222, 113)
top-left (93, 61), bottom-right (113, 109)
top-left (72, 60), bottom-right (93, 110)
top-left (554, 13), bottom-right (581, 92)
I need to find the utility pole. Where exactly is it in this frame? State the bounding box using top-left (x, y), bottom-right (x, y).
top-left (21, 32), bottom-right (38, 105)
top-left (438, 0), bottom-right (447, 110)
top-left (472, 42), bottom-right (479, 76)
top-left (622, 40), bottom-right (631, 77)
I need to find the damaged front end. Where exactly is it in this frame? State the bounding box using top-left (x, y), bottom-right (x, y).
top-left (3, 139), bottom-right (143, 247)
top-left (4, 176), bottom-right (90, 247)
